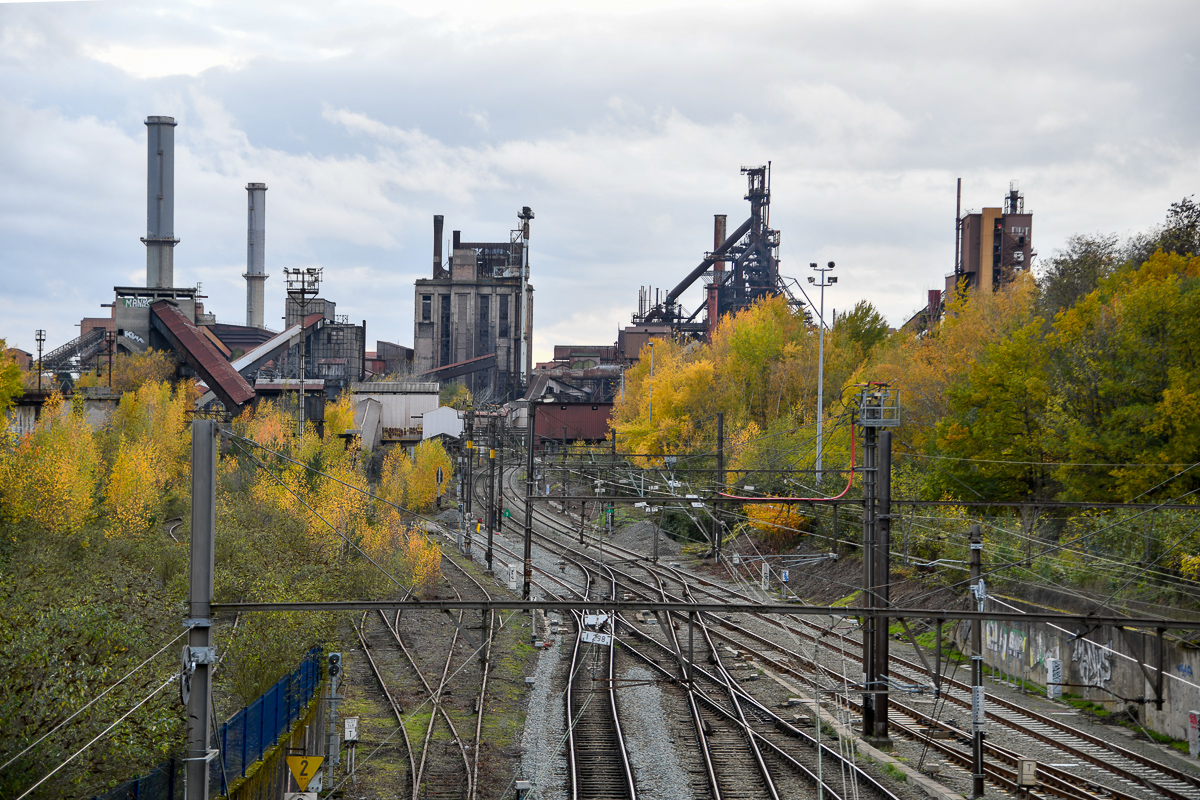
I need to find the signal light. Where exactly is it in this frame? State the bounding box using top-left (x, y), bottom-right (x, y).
top-left (328, 652), bottom-right (342, 678)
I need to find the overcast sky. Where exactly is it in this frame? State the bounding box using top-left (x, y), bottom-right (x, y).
top-left (2, 0), bottom-right (1198, 361)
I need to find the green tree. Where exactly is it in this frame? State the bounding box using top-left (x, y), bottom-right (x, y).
top-left (440, 380), bottom-right (473, 410)
top-left (0, 341), bottom-right (22, 417)
top-left (1036, 233), bottom-right (1122, 318)
top-left (837, 300), bottom-right (890, 357)
top-left (1049, 250), bottom-right (1200, 500)
top-left (1124, 196), bottom-right (1200, 266)
top-left (935, 320), bottom-right (1058, 500)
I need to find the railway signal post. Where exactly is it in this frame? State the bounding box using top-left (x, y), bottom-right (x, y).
top-left (873, 428), bottom-right (893, 748)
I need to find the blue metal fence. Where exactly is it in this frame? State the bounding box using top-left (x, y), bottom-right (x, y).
top-left (211, 646), bottom-right (323, 793)
top-left (94, 646), bottom-right (322, 800)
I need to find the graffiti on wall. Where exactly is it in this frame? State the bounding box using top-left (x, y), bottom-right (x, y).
top-left (985, 621), bottom-right (1027, 659)
top-left (1072, 637), bottom-right (1113, 687)
top-left (981, 620), bottom-right (1065, 670)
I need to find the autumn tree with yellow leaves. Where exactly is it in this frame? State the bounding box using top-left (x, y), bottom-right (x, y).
top-left (0, 384), bottom-right (456, 794)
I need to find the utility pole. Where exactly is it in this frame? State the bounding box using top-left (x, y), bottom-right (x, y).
top-left (969, 523), bottom-right (986, 799)
top-left (34, 329), bottom-right (45, 393)
top-left (498, 414), bottom-right (506, 536)
top-left (185, 420), bottom-right (218, 800)
top-left (465, 410), bottom-right (474, 519)
top-left (518, 207), bottom-right (534, 388)
top-left (715, 411), bottom-right (724, 562)
top-left (860, 413), bottom-right (878, 739)
top-left (523, 402), bottom-right (537, 600)
top-left (809, 261), bottom-right (836, 485)
top-left (873, 429), bottom-right (893, 746)
top-left (487, 417), bottom-right (496, 572)
top-left (858, 385), bottom-right (899, 747)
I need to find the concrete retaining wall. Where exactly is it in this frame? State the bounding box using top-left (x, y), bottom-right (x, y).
top-left (951, 594), bottom-right (1200, 743)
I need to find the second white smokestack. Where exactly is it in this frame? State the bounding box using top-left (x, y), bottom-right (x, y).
top-left (244, 182), bottom-right (268, 328)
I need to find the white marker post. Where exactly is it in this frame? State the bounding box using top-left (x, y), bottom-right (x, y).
top-left (344, 716), bottom-right (359, 782)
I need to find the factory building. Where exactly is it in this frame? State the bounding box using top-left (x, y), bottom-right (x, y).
top-left (949, 180), bottom-right (1034, 295)
top-left (273, 299), bottom-right (366, 395)
top-left (413, 211), bottom-right (534, 402)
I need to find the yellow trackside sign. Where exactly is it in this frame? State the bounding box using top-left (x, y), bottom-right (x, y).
top-left (286, 755), bottom-right (324, 790)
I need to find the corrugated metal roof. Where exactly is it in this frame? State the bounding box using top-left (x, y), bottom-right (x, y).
top-left (351, 381), bottom-right (439, 394)
top-left (255, 378), bottom-right (325, 390)
top-left (150, 301), bottom-right (255, 410)
top-left (535, 401), bottom-right (614, 442)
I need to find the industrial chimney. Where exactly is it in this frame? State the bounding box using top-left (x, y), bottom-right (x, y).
top-left (142, 116), bottom-right (179, 288)
top-left (244, 183), bottom-right (268, 327)
top-left (433, 214), bottom-right (444, 278)
top-left (713, 214), bottom-right (727, 274)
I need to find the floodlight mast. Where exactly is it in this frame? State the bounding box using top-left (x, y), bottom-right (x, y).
top-left (811, 261), bottom-right (836, 485)
top-left (284, 267), bottom-right (322, 437)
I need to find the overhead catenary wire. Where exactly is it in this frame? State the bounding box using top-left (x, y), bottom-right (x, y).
top-left (0, 629), bottom-right (188, 774)
top-left (15, 673), bottom-right (179, 800)
top-left (514, 413), bottom-right (1200, 605)
top-left (227, 435), bottom-right (417, 599)
top-left (902, 452), bottom-right (1200, 469)
top-left (903, 483), bottom-right (1200, 611)
top-left (554, 447), bottom-right (1200, 611)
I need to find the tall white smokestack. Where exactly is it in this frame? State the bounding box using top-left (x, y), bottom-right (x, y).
top-left (244, 182), bottom-right (268, 328)
top-left (142, 116), bottom-right (179, 288)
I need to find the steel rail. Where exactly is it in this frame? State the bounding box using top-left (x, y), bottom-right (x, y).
top-left (657, 586), bottom-right (1200, 800)
top-left (504, 472), bottom-right (1200, 800)
top-left (739, 613), bottom-right (1200, 800)
top-left (438, 552), bottom-right (501, 800)
top-left (641, 566), bottom-right (723, 800)
top-left (503, 462), bottom-right (1200, 800)
top-left (379, 605), bottom-right (472, 799)
top-left (599, 562), bottom-right (640, 800)
top-left (564, 572), bottom-right (593, 799)
top-left (885, 703), bottom-right (1145, 800)
top-left (530, 484), bottom-right (886, 800)
top-left (688, 581), bottom-right (780, 800)
top-left (663, 570), bottom-right (779, 800)
top-left (617, 610), bottom-right (903, 800)
top-left (355, 613), bottom-right (418, 799)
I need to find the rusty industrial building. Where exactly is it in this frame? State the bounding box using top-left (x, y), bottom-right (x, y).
top-left (632, 165), bottom-right (793, 341)
top-left (531, 165), bottom-right (797, 422)
top-left (949, 179), bottom-right (1034, 295)
top-left (413, 211), bottom-right (534, 402)
top-left (903, 180), bottom-right (1036, 335)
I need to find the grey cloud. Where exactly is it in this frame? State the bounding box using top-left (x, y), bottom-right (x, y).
top-left (1, 0), bottom-right (1198, 356)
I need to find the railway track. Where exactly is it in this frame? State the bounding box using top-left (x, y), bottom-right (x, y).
top-left (475, 463), bottom-right (905, 800)
top-left (353, 549), bottom-right (501, 799)
top-left (477, 455), bottom-right (1200, 800)
top-left (565, 565), bottom-right (638, 799)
